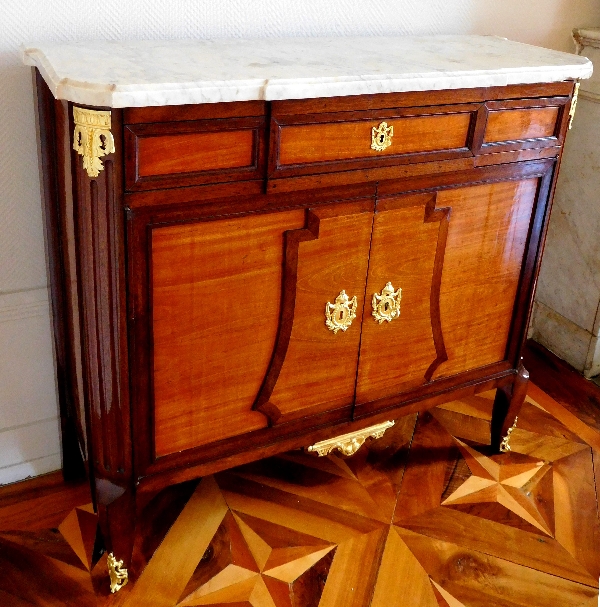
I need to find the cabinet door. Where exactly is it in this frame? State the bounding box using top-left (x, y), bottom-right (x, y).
top-left (356, 178), bottom-right (538, 406)
top-left (151, 199), bottom-right (374, 457)
top-left (255, 200), bottom-right (374, 425)
top-left (152, 210), bottom-right (305, 457)
top-left (431, 178), bottom-right (538, 379)
top-left (355, 193), bottom-right (445, 404)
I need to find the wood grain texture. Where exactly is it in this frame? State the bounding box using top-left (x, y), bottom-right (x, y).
top-left (278, 112), bottom-right (471, 166)
top-left (394, 412), bottom-right (455, 523)
top-left (503, 170), bottom-right (555, 370)
top-left (432, 179), bottom-right (538, 380)
top-left (432, 393), bottom-right (494, 445)
top-left (253, 210), bottom-right (321, 423)
top-left (257, 201), bottom-right (374, 424)
top-left (526, 383), bottom-right (600, 453)
top-left (76, 119), bottom-right (130, 477)
top-left (1, 377), bottom-right (599, 606)
top-left (37, 81), bottom-right (576, 585)
top-left (34, 71), bottom-right (86, 480)
top-left (126, 178), bottom-right (266, 209)
top-left (507, 411), bottom-right (589, 464)
top-left (138, 129), bottom-right (255, 177)
top-left (553, 448), bottom-right (600, 582)
top-left (121, 477), bottom-right (229, 607)
top-left (355, 194), bottom-right (440, 404)
top-left (152, 210), bottom-right (305, 456)
top-left (0, 472), bottom-right (90, 532)
top-left (595, 451), bottom-right (600, 530)
top-left (523, 340), bottom-right (600, 450)
top-left (423, 194), bottom-right (451, 381)
top-left (268, 154), bottom-right (551, 197)
top-left (370, 526), bottom-right (439, 607)
top-left (474, 146), bottom-right (560, 166)
top-left (483, 106), bottom-right (559, 144)
top-left (71, 103), bottom-right (136, 563)
top-left (140, 365), bottom-right (510, 492)
top-left (399, 504), bottom-right (596, 587)
top-left (395, 527), bottom-right (596, 607)
top-left (268, 156), bottom-right (475, 194)
top-left (125, 116), bottom-right (266, 190)
top-left (124, 100), bottom-right (266, 124)
top-left (270, 83), bottom-right (573, 116)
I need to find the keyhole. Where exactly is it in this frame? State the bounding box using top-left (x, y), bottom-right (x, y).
top-left (380, 134), bottom-right (385, 143)
top-left (384, 302), bottom-right (389, 311)
top-left (337, 309), bottom-right (346, 322)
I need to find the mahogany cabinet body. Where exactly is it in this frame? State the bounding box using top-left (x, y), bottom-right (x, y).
top-left (34, 69), bottom-right (575, 568)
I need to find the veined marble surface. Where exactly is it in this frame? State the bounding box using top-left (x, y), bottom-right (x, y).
top-left (22, 35), bottom-right (592, 108)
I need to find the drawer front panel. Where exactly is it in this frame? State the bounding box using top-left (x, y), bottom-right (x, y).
top-left (152, 210), bottom-right (305, 457)
top-left (125, 116), bottom-right (266, 191)
top-left (484, 106), bottom-right (560, 144)
top-left (270, 104), bottom-right (477, 178)
top-left (355, 194), bottom-right (441, 404)
top-left (278, 112), bottom-right (471, 165)
top-left (138, 129), bottom-right (255, 177)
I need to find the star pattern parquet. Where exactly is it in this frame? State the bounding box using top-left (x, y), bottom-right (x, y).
top-left (0, 387), bottom-right (599, 607)
top-left (441, 438), bottom-right (555, 535)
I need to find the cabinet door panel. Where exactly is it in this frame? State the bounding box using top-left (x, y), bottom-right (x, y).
top-left (355, 194), bottom-right (444, 404)
top-left (256, 201), bottom-right (374, 424)
top-left (152, 210), bottom-right (305, 457)
top-left (432, 178), bottom-right (538, 379)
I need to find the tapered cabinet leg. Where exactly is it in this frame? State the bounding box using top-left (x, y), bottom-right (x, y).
top-left (68, 102), bottom-right (134, 591)
top-left (491, 362), bottom-right (529, 453)
top-left (96, 481), bottom-right (136, 591)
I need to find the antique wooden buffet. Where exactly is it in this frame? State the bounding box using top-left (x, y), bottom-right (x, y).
top-left (23, 36), bottom-right (591, 589)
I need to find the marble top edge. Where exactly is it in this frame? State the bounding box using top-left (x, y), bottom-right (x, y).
top-left (22, 35), bottom-right (593, 108)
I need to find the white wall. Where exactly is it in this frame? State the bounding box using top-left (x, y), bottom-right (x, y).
top-left (1, 0), bottom-right (599, 484)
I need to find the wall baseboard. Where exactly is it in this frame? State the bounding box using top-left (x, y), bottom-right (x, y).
top-left (0, 453), bottom-right (61, 486)
top-left (530, 300), bottom-right (600, 377)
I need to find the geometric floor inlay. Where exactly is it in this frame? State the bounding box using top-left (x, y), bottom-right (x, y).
top-left (0, 386), bottom-right (598, 607)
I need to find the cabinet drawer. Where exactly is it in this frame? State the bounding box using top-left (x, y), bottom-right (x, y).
top-left (125, 115), bottom-right (267, 191)
top-left (484, 107), bottom-right (559, 143)
top-left (270, 105), bottom-right (476, 178)
top-left (479, 97), bottom-right (569, 154)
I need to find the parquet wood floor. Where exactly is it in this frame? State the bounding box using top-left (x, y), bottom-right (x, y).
top-left (0, 379), bottom-right (599, 606)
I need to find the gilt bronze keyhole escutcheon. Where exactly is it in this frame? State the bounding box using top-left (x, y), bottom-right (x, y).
top-left (371, 121), bottom-right (393, 151)
top-left (325, 290), bottom-right (358, 333)
top-left (372, 282), bottom-right (401, 323)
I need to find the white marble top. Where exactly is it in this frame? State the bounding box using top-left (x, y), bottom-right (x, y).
top-left (22, 36), bottom-right (592, 108)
